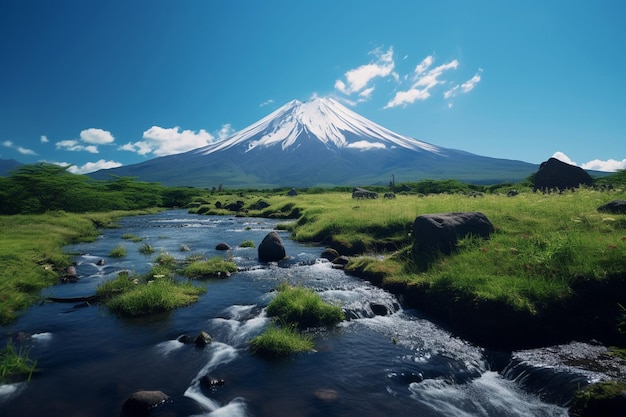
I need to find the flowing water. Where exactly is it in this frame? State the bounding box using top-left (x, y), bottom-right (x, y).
top-left (0, 210), bottom-right (573, 416)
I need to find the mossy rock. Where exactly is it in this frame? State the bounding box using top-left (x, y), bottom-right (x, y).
top-left (569, 381), bottom-right (626, 417)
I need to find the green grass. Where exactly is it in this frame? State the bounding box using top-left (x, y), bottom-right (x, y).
top-left (138, 243), bottom-right (155, 254)
top-left (96, 270), bottom-right (206, 317)
top-left (267, 283), bottom-right (344, 329)
top-left (122, 233), bottom-right (143, 242)
top-left (249, 324), bottom-right (314, 357)
top-left (108, 244), bottom-right (127, 258)
top-left (0, 210), bottom-right (150, 324)
top-left (181, 257), bottom-right (238, 279)
top-left (240, 239), bottom-right (256, 248)
top-left (0, 339), bottom-right (37, 383)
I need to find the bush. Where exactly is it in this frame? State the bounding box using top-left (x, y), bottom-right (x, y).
top-left (249, 324), bottom-right (314, 357)
top-left (266, 283), bottom-right (344, 329)
top-left (240, 240), bottom-right (256, 248)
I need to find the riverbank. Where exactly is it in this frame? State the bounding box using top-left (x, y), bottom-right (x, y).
top-left (0, 209), bottom-right (160, 325)
top-left (190, 188), bottom-right (626, 352)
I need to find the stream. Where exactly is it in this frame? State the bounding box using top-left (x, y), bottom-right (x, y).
top-left (0, 209), bottom-right (591, 416)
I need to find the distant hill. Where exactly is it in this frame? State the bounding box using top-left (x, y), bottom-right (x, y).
top-left (0, 159), bottom-right (22, 176)
top-left (90, 98), bottom-right (538, 188)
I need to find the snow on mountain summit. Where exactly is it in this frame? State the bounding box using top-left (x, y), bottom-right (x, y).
top-left (195, 97), bottom-right (442, 156)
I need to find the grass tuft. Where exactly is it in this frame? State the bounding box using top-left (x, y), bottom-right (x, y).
top-left (249, 324), bottom-right (314, 357)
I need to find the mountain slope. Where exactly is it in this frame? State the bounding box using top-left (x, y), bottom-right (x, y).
top-left (91, 98), bottom-right (537, 187)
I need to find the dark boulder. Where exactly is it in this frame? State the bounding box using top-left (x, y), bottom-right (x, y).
top-left (287, 188), bottom-right (298, 197)
top-left (597, 200), bottom-right (626, 214)
top-left (507, 190), bottom-right (519, 197)
top-left (200, 374), bottom-right (225, 390)
top-left (412, 212), bottom-right (494, 270)
top-left (533, 157), bottom-right (593, 192)
top-left (384, 192), bottom-right (396, 199)
top-left (215, 242), bottom-right (231, 250)
top-left (224, 201), bottom-right (245, 212)
top-left (258, 231), bottom-right (286, 262)
top-left (193, 331), bottom-right (212, 347)
top-left (121, 390), bottom-right (170, 417)
top-left (320, 248), bottom-right (340, 262)
top-left (249, 199), bottom-right (271, 210)
top-left (352, 187), bottom-right (378, 199)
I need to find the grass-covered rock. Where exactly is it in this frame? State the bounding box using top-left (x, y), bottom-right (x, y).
top-left (249, 324), bottom-right (314, 357)
top-left (97, 269), bottom-right (205, 317)
top-left (267, 283), bottom-right (344, 329)
top-left (181, 257), bottom-right (238, 279)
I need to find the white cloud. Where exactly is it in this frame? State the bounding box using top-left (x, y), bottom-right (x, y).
top-left (119, 141), bottom-right (153, 156)
top-left (551, 151), bottom-right (625, 172)
top-left (335, 47), bottom-right (396, 97)
top-left (385, 58), bottom-right (459, 108)
top-left (121, 126), bottom-right (215, 157)
top-left (582, 158), bottom-right (626, 172)
top-left (40, 135), bottom-right (49, 143)
top-left (260, 99), bottom-right (274, 107)
top-left (80, 128), bottom-right (115, 144)
top-left (461, 72), bottom-right (482, 93)
top-left (56, 140), bottom-right (99, 154)
top-left (346, 141), bottom-right (387, 150)
top-left (66, 159), bottom-right (123, 174)
top-left (2, 140), bottom-right (37, 155)
top-left (551, 151), bottom-right (577, 166)
top-left (414, 56), bottom-right (433, 75)
top-left (443, 70), bottom-right (483, 105)
top-left (216, 124), bottom-right (234, 141)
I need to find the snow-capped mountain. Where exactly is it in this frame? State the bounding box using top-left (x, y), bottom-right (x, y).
top-left (90, 97), bottom-right (537, 188)
top-left (195, 98), bottom-right (441, 155)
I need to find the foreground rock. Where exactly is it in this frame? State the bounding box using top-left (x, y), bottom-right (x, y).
top-left (352, 187), bottom-right (378, 199)
top-left (533, 157), bottom-right (593, 192)
top-left (121, 390), bottom-right (170, 417)
top-left (598, 200), bottom-right (626, 214)
top-left (411, 212), bottom-right (494, 270)
top-left (258, 231), bottom-right (286, 262)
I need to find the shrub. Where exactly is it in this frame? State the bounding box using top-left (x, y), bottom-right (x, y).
top-left (266, 283), bottom-right (344, 329)
top-left (181, 257), bottom-right (238, 279)
top-left (249, 324), bottom-right (314, 357)
top-left (240, 240), bottom-right (256, 248)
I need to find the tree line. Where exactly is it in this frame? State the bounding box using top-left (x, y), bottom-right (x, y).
top-left (0, 163), bottom-right (200, 214)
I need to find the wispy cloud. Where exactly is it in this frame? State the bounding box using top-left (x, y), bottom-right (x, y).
top-left (56, 140), bottom-right (99, 154)
top-left (552, 151), bottom-right (626, 172)
top-left (54, 127), bottom-right (114, 154)
top-left (444, 70), bottom-right (483, 107)
top-left (121, 126), bottom-right (215, 157)
top-left (2, 140), bottom-right (37, 155)
top-left (216, 124), bottom-right (234, 141)
top-left (335, 47), bottom-right (397, 100)
top-left (385, 57), bottom-right (459, 108)
top-left (334, 48), bottom-right (482, 109)
top-left (260, 99), bottom-right (274, 107)
top-left (66, 159), bottom-right (123, 174)
top-left (40, 135), bottom-right (49, 143)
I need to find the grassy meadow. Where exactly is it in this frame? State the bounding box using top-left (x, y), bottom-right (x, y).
top-left (191, 185), bottom-right (626, 346)
top-left (0, 210), bottom-right (160, 325)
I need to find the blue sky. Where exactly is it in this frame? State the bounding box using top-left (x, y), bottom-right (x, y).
top-left (1, 0), bottom-right (624, 174)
